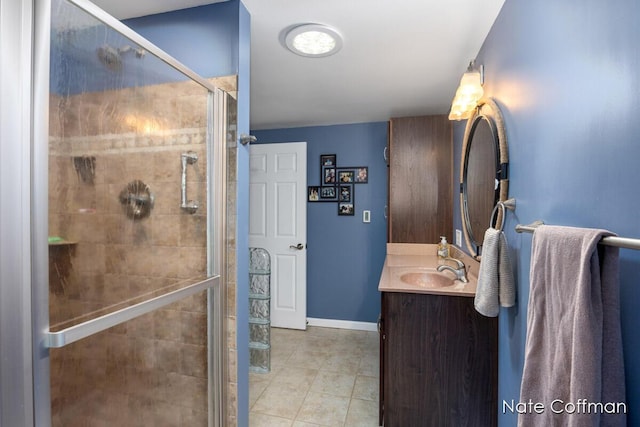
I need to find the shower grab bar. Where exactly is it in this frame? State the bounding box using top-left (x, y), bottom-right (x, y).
top-left (181, 151), bottom-right (199, 214)
top-left (45, 275), bottom-right (219, 348)
top-left (515, 221), bottom-right (640, 251)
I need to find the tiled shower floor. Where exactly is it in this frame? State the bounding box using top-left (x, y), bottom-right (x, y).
top-left (249, 326), bottom-right (379, 426)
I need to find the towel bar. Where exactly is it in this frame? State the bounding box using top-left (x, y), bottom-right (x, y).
top-left (515, 221), bottom-right (640, 251)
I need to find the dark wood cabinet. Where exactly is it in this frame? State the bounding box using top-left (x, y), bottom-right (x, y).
top-left (388, 115), bottom-right (452, 243)
top-left (380, 292), bottom-right (498, 427)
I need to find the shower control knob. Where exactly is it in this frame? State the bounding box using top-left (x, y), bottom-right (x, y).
top-left (289, 243), bottom-right (304, 250)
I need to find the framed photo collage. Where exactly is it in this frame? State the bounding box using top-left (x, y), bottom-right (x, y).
top-left (308, 154), bottom-right (368, 216)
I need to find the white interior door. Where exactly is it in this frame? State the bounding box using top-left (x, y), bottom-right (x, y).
top-left (249, 142), bottom-right (307, 330)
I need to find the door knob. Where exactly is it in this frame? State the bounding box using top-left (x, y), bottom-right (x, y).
top-left (289, 243), bottom-right (304, 250)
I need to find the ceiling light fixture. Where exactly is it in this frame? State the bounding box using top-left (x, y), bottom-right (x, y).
top-left (284, 24), bottom-right (343, 58)
top-left (448, 61), bottom-right (484, 121)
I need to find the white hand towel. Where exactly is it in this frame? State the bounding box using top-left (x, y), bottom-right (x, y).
top-left (474, 227), bottom-right (515, 317)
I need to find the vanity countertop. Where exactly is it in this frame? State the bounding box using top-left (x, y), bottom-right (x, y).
top-left (378, 243), bottom-right (479, 297)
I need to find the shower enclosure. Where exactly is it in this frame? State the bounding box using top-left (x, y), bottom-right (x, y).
top-left (29, 0), bottom-right (229, 425)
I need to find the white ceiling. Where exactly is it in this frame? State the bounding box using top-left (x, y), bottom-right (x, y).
top-left (92, 0), bottom-right (505, 130)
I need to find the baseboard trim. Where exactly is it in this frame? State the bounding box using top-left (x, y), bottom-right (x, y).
top-left (306, 317), bottom-right (377, 332)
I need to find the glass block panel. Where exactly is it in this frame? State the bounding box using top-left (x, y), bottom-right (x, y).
top-left (249, 298), bottom-right (270, 321)
top-left (249, 322), bottom-right (270, 346)
top-left (249, 274), bottom-right (270, 297)
top-left (249, 344), bottom-right (270, 373)
top-left (249, 247), bottom-right (271, 372)
top-left (249, 248), bottom-right (270, 274)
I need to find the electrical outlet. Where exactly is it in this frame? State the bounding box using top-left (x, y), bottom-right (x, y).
top-left (456, 229), bottom-right (462, 246)
top-left (363, 210), bottom-right (371, 223)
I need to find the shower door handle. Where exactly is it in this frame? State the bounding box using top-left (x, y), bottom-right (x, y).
top-left (44, 276), bottom-right (219, 348)
top-left (181, 151), bottom-right (199, 214)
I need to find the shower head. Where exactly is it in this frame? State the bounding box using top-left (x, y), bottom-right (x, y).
top-left (118, 45), bottom-right (146, 58)
top-left (96, 45), bottom-right (122, 71)
top-left (96, 44), bottom-right (146, 72)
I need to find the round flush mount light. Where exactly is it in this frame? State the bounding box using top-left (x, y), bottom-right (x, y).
top-left (284, 24), bottom-right (343, 58)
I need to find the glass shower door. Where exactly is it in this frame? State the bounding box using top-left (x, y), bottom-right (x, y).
top-left (35, 0), bottom-right (227, 425)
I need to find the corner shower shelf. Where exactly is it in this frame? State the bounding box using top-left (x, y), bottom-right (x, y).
top-left (249, 248), bottom-right (271, 373)
top-left (48, 238), bottom-right (78, 246)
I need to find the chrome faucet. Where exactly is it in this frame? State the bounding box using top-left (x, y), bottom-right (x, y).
top-left (437, 257), bottom-right (469, 283)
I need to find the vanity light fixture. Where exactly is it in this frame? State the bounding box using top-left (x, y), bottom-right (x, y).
top-left (448, 61), bottom-right (484, 121)
top-left (284, 24), bottom-right (343, 58)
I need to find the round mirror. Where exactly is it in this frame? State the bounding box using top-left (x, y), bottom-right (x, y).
top-left (460, 98), bottom-right (509, 258)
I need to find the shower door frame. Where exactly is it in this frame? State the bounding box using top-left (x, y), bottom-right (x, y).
top-left (30, 0), bottom-right (228, 426)
top-left (0, 0), bottom-right (37, 426)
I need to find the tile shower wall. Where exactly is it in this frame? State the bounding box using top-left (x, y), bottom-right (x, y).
top-left (48, 142), bottom-right (208, 323)
top-left (50, 295), bottom-right (209, 426)
top-left (48, 79), bottom-right (212, 425)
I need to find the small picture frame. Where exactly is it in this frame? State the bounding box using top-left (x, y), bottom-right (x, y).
top-left (339, 184), bottom-right (352, 202)
top-left (320, 186), bottom-right (338, 201)
top-left (308, 186), bottom-right (321, 202)
top-left (354, 167), bottom-right (368, 183)
top-left (320, 154), bottom-right (337, 167)
top-left (338, 202), bottom-right (355, 216)
top-left (337, 168), bottom-right (355, 183)
top-left (322, 166), bottom-right (336, 185)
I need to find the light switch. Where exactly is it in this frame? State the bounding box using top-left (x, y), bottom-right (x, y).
top-left (456, 229), bottom-right (462, 246)
top-left (363, 210), bottom-right (371, 223)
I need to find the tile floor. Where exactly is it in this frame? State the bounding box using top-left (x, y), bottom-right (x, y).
top-left (249, 326), bottom-right (380, 426)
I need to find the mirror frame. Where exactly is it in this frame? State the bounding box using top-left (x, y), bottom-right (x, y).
top-left (460, 98), bottom-right (509, 258)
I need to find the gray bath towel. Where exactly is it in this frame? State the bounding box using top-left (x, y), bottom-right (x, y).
top-left (518, 225), bottom-right (626, 427)
top-left (474, 227), bottom-right (515, 317)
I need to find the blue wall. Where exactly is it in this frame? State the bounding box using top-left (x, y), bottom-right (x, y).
top-left (253, 122), bottom-right (389, 323)
top-left (128, 2), bottom-right (251, 424)
top-left (124, 2), bottom-right (238, 78)
top-left (453, 0), bottom-right (640, 425)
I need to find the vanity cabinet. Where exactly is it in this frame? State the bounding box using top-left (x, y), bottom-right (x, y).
top-left (379, 291), bottom-right (497, 427)
top-left (387, 115), bottom-right (452, 243)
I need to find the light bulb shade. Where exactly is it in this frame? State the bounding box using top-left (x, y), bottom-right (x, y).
top-left (292, 31), bottom-right (336, 55)
top-left (458, 71), bottom-right (483, 97)
top-left (284, 24), bottom-right (343, 57)
top-left (448, 105), bottom-right (474, 121)
top-left (448, 69), bottom-right (484, 121)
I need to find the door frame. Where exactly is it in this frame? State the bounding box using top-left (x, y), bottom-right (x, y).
top-left (0, 0), bottom-right (36, 425)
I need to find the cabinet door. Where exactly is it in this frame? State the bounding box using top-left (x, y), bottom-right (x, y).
top-left (382, 292), bottom-right (497, 427)
top-left (388, 115), bottom-right (452, 243)
top-left (383, 292), bottom-right (435, 425)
